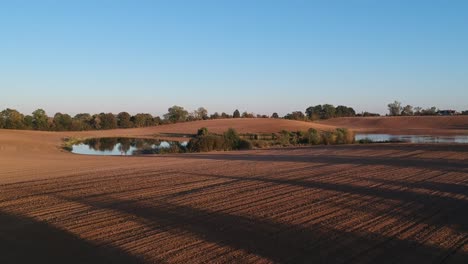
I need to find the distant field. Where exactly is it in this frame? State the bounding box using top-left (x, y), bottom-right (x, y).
top-left (319, 116), bottom-right (468, 135)
top-left (0, 118), bottom-right (467, 263)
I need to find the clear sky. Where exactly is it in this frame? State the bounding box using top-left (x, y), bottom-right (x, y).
top-left (1, 0), bottom-right (467, 116)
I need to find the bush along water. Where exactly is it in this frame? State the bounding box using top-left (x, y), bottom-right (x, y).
top-left (187, 128), bottom-right (253, 152)
top-left (187, 127), bottom-right (355, 153)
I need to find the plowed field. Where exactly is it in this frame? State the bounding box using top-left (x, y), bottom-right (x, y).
top-left (319, 116), bottom-right (468, 135)
top-left (0, 123), bottom-right (467, 263)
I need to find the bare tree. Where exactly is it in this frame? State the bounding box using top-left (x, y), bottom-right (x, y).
top-left (387, 101), bottom-right (402, 116)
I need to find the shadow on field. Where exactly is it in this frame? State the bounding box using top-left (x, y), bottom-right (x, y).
top-left (263, 144), bottom-right (468, 153)
top-left (181, 171), bottom-right (468, 234)
top-left (0, 211), bottom-right (145, 264)
top-left (53, 194), bottom-right (467, 264)
top-left (178, 152), bottom-right (468, 173)
top-left (448, 124), bottom-right (468, 130)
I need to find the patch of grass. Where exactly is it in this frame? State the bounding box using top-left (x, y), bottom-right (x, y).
top-left (358, 138), bottom-right (374, 144)
top-left (62, 137), bottom-right (85, 151)
top-left (153, 133), bottom-right (195, 138)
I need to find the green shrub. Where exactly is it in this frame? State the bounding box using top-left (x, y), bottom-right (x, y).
top-left (321, 131), bottom-right (337, 145)
top-left (278, 130), bottom-right (291, 146)
top-left (293, 131), bottom-right (306, 144)
top-left (251, 140), bottom-right (268, 148)
top-left (335, 129), bottom-right (345, 144)
top-left (238, 139), bottom-right (253, 150)
top-left (358, 138), bottom-right (374, 144)
top-left (223, 128), bottom-right (241, 150)
top-left (188, 128), bottom-right (253, 152)
top-left (197, 127), bottom-right (209, 136)
top-left (335, 128), bottom-right (355, 144)
top-left (306, 128), bottom-right (322, 145)
top-left (188, 134), bottom-right (225, 152)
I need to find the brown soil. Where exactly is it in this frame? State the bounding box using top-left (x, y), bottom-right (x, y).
top-left (0, 120), bottom-right (467, 263)
top-left (319, 116), bottom-right (468, 135)
top-left (71, 118), bottom-right (338, 138)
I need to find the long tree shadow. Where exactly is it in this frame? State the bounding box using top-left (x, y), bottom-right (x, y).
top-left (257, 144), bottom-right (468, 153)
top-left (54, 194), bottom-right (467, 264)
top-left (354, 176), bottom-right (468, 197)
top-left (175, 152), bottom-right (468, 173)
top-left (181, 171), bottom-right (468, 233)
top-left (0, 211), bottom-right (146, 264)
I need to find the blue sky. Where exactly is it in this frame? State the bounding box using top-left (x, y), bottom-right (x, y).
top-left (1, 0), bottom-right (467, 116)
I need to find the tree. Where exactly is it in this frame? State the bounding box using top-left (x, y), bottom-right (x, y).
top-left (241, 112), bottom-right (254, 118)
top-left (53, 113), bottom-right (73, 131)
top-left (98, 113), bottom-right (117, 129)
top-left (164, 106), bottom-right (188, 123)
top-left (388, 101), bottom-right (402, 116)
top-left (284, 111), bottom-right (306, 120)
top-left (1, 108), bottom-right (24, 129)
top-left (421, 107), bottom-right (438, 116)
top-left (335, 105), bottom-right (356, 117)
top-left (131, 114), bottom-right (145, 127)
top-left (0, 112), bottom-right (5, 128)
top-left (210, 112), bottom-right (221, 119)
top-left (153, 116), bottom-right (162, 125)
top-left (321, 104), bottom-right (336, 119)
top-left (32, 109), bottom-right (49, 130)
top-left (221, 112), bottom-right (231, 118)
top-left (141, 114), bottom-right (155, 126)
top-left (305, 105), bottom-right (323, 120)
top-left (233, 109), bottom-right (241, 118)
top-left (131, 113), bottom-right (154, 127)
top-left (117, 112), bottom-right (133, 128)
top-left (414, 107), bottom-right (423, 115)
top-left (73, 113), bottom-right (92, 130)
top-left (23, 115), bottom-right (34, 129)
top-left (401, 105), bottom-right (414, 116)
top-left (193, 107), bottom-right (208, 120)
top-left (271, 112), bottom-right (279, 118)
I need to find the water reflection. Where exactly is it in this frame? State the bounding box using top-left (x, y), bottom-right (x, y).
top-left (71, 137), bottom-right (187, 155)
top-left (355, 134), bottom-right (468, 144)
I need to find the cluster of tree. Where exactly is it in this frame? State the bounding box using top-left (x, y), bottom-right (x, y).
top-left (283, 104), bottom-right (357, 121)
top-left (0, 108), bottom-right (161, 131)
top-left (274, 128), bottom-right (355, 146)
top-left (188, 127), bottom-right (356, 152)
top-left (0, 105), bottom-right (271, 131)
top-left (187, 128), bottom-right (253, 152)
top-left (356, 112), bottom-right (380, 117)
top-left (387, 101), bottom-right (442, 116)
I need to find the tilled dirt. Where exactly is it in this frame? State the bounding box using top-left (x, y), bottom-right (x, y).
top-left (0, 124), bottom-right (467, 263)
top-left (319, 116), bottom-right (468, 135)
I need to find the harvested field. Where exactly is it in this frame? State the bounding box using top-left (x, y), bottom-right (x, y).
top-left (70, 118), bottom-right (338, 139)
top-left (319, 116), bottom-right (468, 135)
top-left (0, 123), bottom-right (467, 263)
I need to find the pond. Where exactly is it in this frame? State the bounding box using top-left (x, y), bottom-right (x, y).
top-left (70, 137), bottom-right (188, 155)
top-left (355, 134), bottom-right (468, 144)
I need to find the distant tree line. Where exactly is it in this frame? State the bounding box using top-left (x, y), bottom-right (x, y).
top-left (2, 102), bottom-right (465, 131)
top-left (387, 101), bottom-right (466, 116)
top-left (283, 104), bottom-right (367, 121)
top-left (0, 108), bottom-right (162, 131)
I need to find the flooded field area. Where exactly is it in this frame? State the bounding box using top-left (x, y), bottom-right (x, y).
top-left (71, 137), bottom-right (188, 155)
top-left (355, 134), bottom-right (468, 144)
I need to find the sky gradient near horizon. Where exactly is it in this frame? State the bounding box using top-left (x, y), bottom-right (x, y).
top-left (1, 0), bottom-right (467, 116)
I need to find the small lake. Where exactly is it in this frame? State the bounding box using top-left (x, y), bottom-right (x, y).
top-left (355, 134), bottom-right (468, 144)
top-left (71, 138), bottom-right (188, 155)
